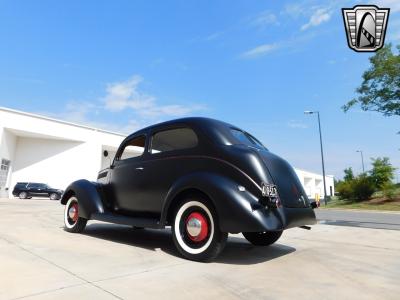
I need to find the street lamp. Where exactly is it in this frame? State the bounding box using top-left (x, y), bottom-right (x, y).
top-left (356, 150), bottom-right (365, 173)
top-left (304, 110), bottom-right (328, 205)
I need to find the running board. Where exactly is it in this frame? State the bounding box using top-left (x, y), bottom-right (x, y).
top-left (90, 212), bottom-right (163, 229)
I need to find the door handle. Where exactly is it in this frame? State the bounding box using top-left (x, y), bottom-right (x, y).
top-left (135, 167), bottom-right (144, 170)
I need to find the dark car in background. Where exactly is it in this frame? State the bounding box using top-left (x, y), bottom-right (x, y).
top-left (13, 182), bottom-right (63, 200)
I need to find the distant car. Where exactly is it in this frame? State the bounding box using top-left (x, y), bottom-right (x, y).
top-left (13, 182), bottom-right (63, 200)
top-left (61, 117), bottom-right (317, 261)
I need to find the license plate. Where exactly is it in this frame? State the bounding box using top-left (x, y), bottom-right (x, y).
top-left (261, 183), bottom-right (278, 197)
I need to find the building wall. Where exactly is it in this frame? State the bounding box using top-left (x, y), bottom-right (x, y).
top-left (0, 107), bottom-right (125, 198)
top-left (11, 137), bottom-right (101, 192)
top-left (295, 168), bottom-right (335, 199)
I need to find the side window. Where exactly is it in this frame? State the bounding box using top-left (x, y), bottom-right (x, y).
top-left (151, 128), bottom-right (198, 154)
top-left (119, 135), bottom-right (146, 161)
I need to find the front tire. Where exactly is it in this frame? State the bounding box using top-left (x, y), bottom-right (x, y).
top-left (172, 197), bottom-right (227, 262)
top-left (64, 196), bottom-right (87, 233)
top-left (243, 231), bottom-right (283, 246)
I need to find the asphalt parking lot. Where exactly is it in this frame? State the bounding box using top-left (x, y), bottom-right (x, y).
top-left (0, 198), bottom-right (399, 300)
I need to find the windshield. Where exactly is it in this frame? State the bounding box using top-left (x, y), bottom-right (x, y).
top-left (230, 128), bottom-right (266, 149)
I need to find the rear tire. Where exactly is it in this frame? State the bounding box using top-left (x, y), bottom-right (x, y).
top-left (64, 196), bottom-right (87, 233)
top-left (50, 193), bottom-right (59, 200)
top-left (19, 192), bottom-right (28, 199)
top-left (243, 231), bottom-right (283, 246)
top-left (172, 197), bottom-right (227, 262)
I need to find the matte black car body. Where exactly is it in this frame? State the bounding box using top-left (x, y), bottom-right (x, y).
top-left (61, 118), bottom-right (316, 260)
top-left (13, 182), bottom-right (63, 200)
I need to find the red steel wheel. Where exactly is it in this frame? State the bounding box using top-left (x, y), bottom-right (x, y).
top-left (64, 196), bottom-right (87, 233)
top-left (185, 212), bottom-right (209, 242)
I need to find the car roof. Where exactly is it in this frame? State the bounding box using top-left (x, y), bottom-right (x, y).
top-left (126, 117), bottom-right (230, 136)
top-left (123, 117), bottom-right (258, 147)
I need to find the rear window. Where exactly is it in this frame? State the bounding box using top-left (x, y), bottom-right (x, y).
top-left (230, 129), bottom-right (266, 149)
top-left (151, 127), bottom-right (198, 154)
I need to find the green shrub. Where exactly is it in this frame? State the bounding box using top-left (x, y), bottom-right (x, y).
top-left (336, 175), bottom-right (375, 202)
top-left (351, 175), bottom-right (375, 201)
top-left (336, 181), bottom-right (353, 200)
top-left (382, 183), bottom-right (397, 200)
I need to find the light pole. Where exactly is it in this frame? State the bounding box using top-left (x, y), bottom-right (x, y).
top-left (304, 110), bottom-right (328, 205)
top-left (356, 150), bottom-right (365, 173)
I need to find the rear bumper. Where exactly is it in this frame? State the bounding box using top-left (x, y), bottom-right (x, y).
top-left (278, 206), bottom-right (317, 229)
top-left (237, 206), bottom-right (317, 232)
top-left (218, 185), bottom-right (317, 233)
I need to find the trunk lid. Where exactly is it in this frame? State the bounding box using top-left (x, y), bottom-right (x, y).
top-left (258, 150), bottom-right (310, 208)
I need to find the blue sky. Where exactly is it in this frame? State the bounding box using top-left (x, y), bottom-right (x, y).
top-left (0, 0), bottom-right (399, 179)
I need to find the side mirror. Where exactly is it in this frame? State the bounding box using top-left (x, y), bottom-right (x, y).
top-left (103, 150), bottom-right (109, 157)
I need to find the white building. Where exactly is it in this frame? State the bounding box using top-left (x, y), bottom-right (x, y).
top-left (0, 107), bottom-right (334, 199)
top-left (295, 169), bottom-right (334, 200)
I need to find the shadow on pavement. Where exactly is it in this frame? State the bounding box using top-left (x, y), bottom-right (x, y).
top-left (83, 223), bottom-right (295, 265)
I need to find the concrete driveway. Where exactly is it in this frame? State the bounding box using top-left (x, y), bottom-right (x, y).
top-left (0, 198), bottom-right (399, 300)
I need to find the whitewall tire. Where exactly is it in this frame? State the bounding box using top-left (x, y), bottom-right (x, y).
top-left (64, 196), bottom-right (87, 233)
top-left (172, 198), bottom-right (227, 262)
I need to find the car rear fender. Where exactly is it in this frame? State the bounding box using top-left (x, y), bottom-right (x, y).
top-left (60, 179), bottom-right (105, 219)
top-left (161, 172), bottom-right (284, 233)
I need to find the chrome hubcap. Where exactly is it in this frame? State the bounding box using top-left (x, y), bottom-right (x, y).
top-left (68, 206), bottom-right (77, 220)
top-left (186, 218), bottom-right (202, 237)
top-left (185, 212), bottom-right (208, 242)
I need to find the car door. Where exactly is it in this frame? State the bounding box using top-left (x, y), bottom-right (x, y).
top-left (26, 183), bottom-right (39, 196)
top-left (139, 126), bottom-right (201, 214)
top-left (110, 134), bottom-right (149, 215)
top-left (36, 184), bottom-right (49, 197)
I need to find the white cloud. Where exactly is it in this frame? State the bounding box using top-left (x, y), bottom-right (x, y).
top-left (103, 75), bottom-right (203, 118)
top-left (284, 3), bottom-right (306, 19)
top-left (288, 120), bottom-right (308, 129)
top-left (40, 75), bottom-right (204, 134)
top-left (250, 11), bottom-right (278, 28)
top-left (103, 75), bottom-right (155, 112)
top-left (204, 31), bottom-right (224, 41)
top-left (241, 43), bottom-right (279, 59)
top-left (301, 8), bottom-right (331, 31)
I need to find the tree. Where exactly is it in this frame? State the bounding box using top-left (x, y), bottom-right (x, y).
top-left (369, 157), bottom-right (396, 189)
top-left (343, 167), bottom-right (354, 181)
top-left (342, 44), bottom-right (400, 117)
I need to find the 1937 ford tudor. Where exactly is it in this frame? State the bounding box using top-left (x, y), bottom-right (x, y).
top-left (61, 117), bottom-right (317, 261)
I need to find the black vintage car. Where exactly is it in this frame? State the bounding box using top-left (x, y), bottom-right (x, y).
top-left (61, 118), bottom-right (317, 261)
top-left (13, 182), bottom-right (63, 200)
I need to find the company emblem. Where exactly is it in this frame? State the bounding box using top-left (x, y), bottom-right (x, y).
top-left (342, 5), bottom-right (390, 52)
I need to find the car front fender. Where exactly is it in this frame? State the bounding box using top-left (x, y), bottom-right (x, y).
top-left (60, 179), bottom-right (105, 219)
top-left (161, 172), bottom-right (284, 233)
